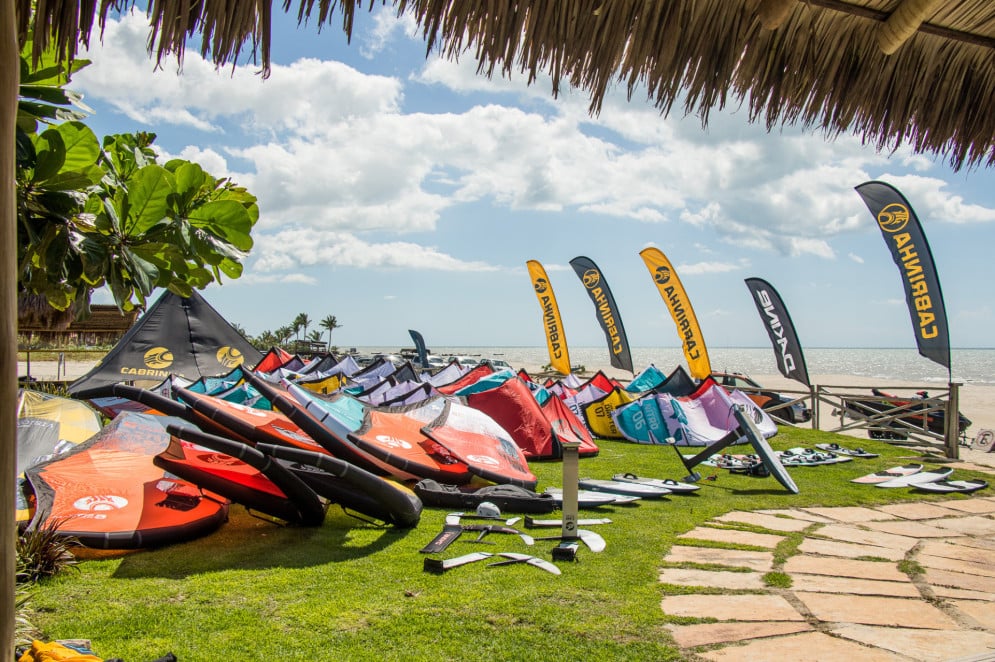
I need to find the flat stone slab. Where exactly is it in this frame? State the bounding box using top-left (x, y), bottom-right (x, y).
top-left (667, 621), bottom-right (812, 649)
top-left (677, 526), bottom-right (784, 549)
top-left (950, 599), bottom-right (995, 630)
top-left (797, 537), bottom-right (905, 561)
top-left (943, 535), bottom-right (995, 552)
top-left (801, 506), bottom-right (894, 522)
top-left (658, 568), bottom-right (766, 590)
top-left (664, 545), bottom-right (774, 572)
top-left (661, 593), bottom-right (804, 621)
top-left (928, 515), bottom-right (995, 536)
top-left (931, 584), bottom-right (995, 601)
top-left (832, 623), bottom-right (995, 662)
top-left (784, 555), bottom-right (906, 582)
top-left (925, 568), bottom-right (995, 593)
top-left (788, 574), bottom-right (920, 598)
top-left (935, 498), bottom-right (995, 514)
top-left (698, 630), bottom-right (907, 661)
top-left (873, 501), bottom-right (968, 520)
top-left (794, 592), bottom-right (959, 629)
top-left (919, 539), bottom-right (995, 564)
top-left (860, 519), bottom-right (960, 538)
top-left (712, 511), bottom-right (812, 532)
top-left (812, 524), bottom-right (918, 552)
top-left (755, 508), bottom-right (836, 523)
top-left (918, 553), bottom-right (995, 578)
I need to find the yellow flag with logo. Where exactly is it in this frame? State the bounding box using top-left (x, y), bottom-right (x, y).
top-left (526, 260), bottom-right (571, 375)
top-left (639, 247), bottom-right (712, 380)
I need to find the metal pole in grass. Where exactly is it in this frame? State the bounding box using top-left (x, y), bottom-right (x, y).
top-left (560, 441), bottom-right (580, 541)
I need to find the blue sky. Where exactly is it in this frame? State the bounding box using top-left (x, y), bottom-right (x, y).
top-left (73, 9), bottom-right (995, 350)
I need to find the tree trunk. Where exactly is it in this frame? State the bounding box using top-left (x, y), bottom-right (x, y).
top-left (1, 2), bottom-right (18, 659)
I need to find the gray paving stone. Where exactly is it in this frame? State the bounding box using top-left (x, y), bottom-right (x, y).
top-left (784, 555), bottom-right (906, 582)
top-left (925, 567), bottom-right (995, 593)
top-left (666, 621), bottom-right (813, 649)
top-left (698, 630), bottom-right (907, 661)
top-left (918, 553), bottom-right (995, 578)
top-left (793, 592), bottom-right (959, 629)
top-left (713, 511), bottom-right (812, 532)
top-left (812, 523), bottom-right (918, 552)
top-left (665, 545), bottom-right (774, 571)
top-left (658, 567), bottom-right (766, 590)
top-left (677, 526), bottom-right (784, 549)
top-left (787, 574), bottom-right (920, 598)
top-left (832, 623), bottom-right (995, 662)
top-left (661, 593), bottom-right (804, 621)
top-left (797, 537), bottom-right (905, 561)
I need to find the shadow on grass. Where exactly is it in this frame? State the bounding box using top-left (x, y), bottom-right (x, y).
top-left (111, 506), bottom-right (415, 579)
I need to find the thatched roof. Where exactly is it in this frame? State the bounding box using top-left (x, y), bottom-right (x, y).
top-left (19, 1), bottom-right (995, 170)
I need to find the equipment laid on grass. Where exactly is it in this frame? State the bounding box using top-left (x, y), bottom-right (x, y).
top-left (913, 478), bottom-right (989, 494)
top-left (851, 464), bottom-right (924, 484)
top-left (524, 517), bottom-right (612, 528)
top-left (876, 466), bottom-right (954, 488)
top-left (413, 479), bottom-right (556, 513)
top-left (577, 478), bottom-right (670, 498)
top-left (777, 448), bottom-right (852, 466)
top-left (423, 552), bottom-right (561, 575)
top-left (814, 443), bottom-right (879, 458)
top-left (542, 487), bottom-right (637, 507)
top-left (611, 474), bottom-right (700, 493)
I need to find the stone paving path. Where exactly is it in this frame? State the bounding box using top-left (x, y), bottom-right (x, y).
top-left (660, 495), bottom-right (995, 661)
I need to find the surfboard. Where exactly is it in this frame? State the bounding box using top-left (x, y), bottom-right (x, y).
top-left (851, 463), bottom-right (923, 484)
top-left (578, 478), bottom-right (670, 499)
top-left (876, 466), bottom-right (954, 488)
top-left (611, 473), bottom-right (700, 493)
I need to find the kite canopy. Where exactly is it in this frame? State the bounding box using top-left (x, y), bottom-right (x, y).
top-left (20, 1), bottom-right (995, 170)
top-left (69, 290), bottom-right (262, 395)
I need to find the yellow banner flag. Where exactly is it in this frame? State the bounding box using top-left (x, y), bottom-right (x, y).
top-left (526, 260), bottom-right (571, 375)
top-left (639, 247), bottom-right (712, 380)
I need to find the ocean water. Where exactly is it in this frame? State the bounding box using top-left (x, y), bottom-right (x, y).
top-left (350, 346), bottom-right (995, 386)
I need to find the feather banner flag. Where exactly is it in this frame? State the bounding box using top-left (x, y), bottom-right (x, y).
top-left (526, 260), bottom-right (572, 375)
top-left (408, 329), bottom-right (429, 367)
top-left (569, 256), bottom-right (634, 374)
top-left (744, 277), bottom-right (811, 387)
top-left (639, 247), bottom-right (712, 380)
top-left (855, 181), bottom-right (951, 373)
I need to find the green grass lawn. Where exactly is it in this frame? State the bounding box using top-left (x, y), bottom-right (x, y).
top-left (24, 428), bottom-right (987, 661)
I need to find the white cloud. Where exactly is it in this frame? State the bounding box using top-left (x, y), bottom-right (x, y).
top-left (678, 261), bottom-right (746, 275)
top-left (848, 252), bottom-right (865, 264)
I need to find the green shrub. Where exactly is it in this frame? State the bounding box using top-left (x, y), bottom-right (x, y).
top-left (16, 520), bottom-right (80, 584)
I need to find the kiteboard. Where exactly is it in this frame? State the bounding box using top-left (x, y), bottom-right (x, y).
top-left (913, 478), bottom-right (988, 494)
top-left (577, 478), bottom-right (670, 499)
top-left (876, 466), bottom-right (953, 488)
top-left (814, 443), bottom-right (879, 458)
top-left (542, 487), bottom-right (637, 507)
top-left (850, 464), bottom-right (923, 484)
top-left (611, 473), bottom-right (700, 493)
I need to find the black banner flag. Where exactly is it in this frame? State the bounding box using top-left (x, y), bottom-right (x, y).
top-left (744, 278), bottom-right (811, 387)
top-left (408, 329), bottom-right (429, 367)
top-left (855, 181), bottom-right (950, 372)
top-left (569, 256), bottom-right (633, 373)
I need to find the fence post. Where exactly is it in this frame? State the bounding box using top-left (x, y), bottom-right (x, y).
top-left (810, 384), bottom-right (819, 430)
top-left (945, 382), bottom-right (961, 459)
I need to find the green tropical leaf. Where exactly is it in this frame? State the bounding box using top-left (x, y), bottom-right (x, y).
top-left (31, 128), bottom-right (66, 182)
top-left (56, 122), bottom-right (100, 173)
top-left (187, 200), bottom-right (254, 251)
top-left (124, 165), bottom-right (173, 236)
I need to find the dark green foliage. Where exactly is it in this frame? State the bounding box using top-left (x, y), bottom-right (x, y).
top-left (16, 520), bottom-right (80, 584)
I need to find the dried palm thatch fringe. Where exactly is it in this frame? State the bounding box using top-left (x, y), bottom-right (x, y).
top-left (15, 0), bottom-right (995, 169)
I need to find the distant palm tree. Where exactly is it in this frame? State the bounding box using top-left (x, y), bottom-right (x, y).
top-left (320, 315), bottom-right (342, 350)
top-left (276, 326), bottom-right (294, 345)
top-left (307, 329), bottom-right (322, 342)
top-left (293, 312), bottom-right (310, 341)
